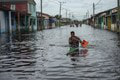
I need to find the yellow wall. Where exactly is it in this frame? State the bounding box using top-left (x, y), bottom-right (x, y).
top-left (107, 16), bottom-right (111, 30)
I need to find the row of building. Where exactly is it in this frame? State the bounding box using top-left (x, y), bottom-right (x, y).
top-left (0, 0), bottom-right (56, 34)
top-left (83, 7), bottom-right (120, 33)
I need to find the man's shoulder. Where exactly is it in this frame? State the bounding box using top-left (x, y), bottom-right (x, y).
top-left (69, 37), bottom-right (72, 39)
top-left (74, 36), bottom-right (79, 38)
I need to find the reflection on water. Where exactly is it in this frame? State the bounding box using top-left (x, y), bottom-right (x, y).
top-left (0, 25), bottom-right (120, 80)
top-left (67, 49), bottom-right (88, 57)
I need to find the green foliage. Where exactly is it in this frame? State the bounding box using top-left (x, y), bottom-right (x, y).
top-left (55, 15), bottom-right (62, 19)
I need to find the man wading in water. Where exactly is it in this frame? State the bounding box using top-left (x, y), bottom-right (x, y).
top-left (67, 31), bottom-right (82, 56)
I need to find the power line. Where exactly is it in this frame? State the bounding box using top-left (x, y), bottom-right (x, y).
top-left (45, 0), bottom-right (59, 5)
top-left (95, 0), bottom-right (102, 6)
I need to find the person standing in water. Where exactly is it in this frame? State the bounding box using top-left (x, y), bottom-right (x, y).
top-left (68, 31), bottom-right (82, 56)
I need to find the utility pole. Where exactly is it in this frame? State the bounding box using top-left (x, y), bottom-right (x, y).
top-left (65, 9), bottom-right (68, 24)
top-left (59, 2), bottom-right (62, 18)
top-left (72, 14), bottom-right (74, 20)
top-left (87, 10), bottom-right (89, 18)
top-left (66, 9), bottom-right (68, 19)
top-left (93, 3), bottom-right (95, 26)
top-left (58, 1), bottom-right (65, 27)
top-left (86, 12), bottom-right (88, 19)
top-left (69, 12), bottom-right (71, 25)
top-left (117, 0), bottom-right (120, 33)
top-left (58, 2), bottom-right (62, 27)
top-left (118, 0), bottom-right (119, 19)
top-left (41, 0), bottom-right (43, 30)
top-left (69, 12), bottom-right (71, 20)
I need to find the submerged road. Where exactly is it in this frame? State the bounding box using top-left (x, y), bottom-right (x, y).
top-left (0, 24), bottom-right (120, 80)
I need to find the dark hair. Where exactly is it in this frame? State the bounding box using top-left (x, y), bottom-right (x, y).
top-left (71, 31), bottom-right (75, 34)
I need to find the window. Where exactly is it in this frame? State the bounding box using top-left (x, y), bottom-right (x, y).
top-left (11, 4), bottom-right (16, 10)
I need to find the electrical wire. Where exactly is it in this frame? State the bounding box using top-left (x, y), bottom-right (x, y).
top-left (46, 0), bottom-right (59, 5)
top-left (95, 0), bottom-right (102, 6)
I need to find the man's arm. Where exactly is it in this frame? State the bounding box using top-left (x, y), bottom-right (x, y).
top-left (69, 37), bottom-right (72, 44)
top-left (73, 36), bottom-right (82, 43)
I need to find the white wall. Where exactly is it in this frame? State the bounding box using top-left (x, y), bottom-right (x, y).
top-left (52, 23), bottom-right (55, 28)
top-left (111, 24), bottom-right (117, 32)
top-left (0, 11), bottom-right (6, 33)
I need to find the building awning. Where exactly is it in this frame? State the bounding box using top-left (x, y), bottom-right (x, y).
top-left (100, 13), bottom-right (106, 17)
top-left (112, 9), bottom-right (117, 14)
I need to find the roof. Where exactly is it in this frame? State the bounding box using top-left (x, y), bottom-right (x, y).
top-left (36, 12), bottom-right (51, 17)
top-left (95, 7), bottom-right (117, 17)
top-left (0, 0), bottom-right (36, 4)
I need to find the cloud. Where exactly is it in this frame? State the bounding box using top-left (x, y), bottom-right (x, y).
top-left (35, 0), bottom-right (117, 20)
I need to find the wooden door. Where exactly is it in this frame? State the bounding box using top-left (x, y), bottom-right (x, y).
top-left (107, 16), bottom-right (111, 30)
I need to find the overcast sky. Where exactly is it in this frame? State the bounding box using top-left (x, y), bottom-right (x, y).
top-left (35, 0), bottom-right (117, 20)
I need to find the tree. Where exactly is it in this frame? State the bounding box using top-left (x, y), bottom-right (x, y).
top-left (55, 15), bottom-right (62, 19)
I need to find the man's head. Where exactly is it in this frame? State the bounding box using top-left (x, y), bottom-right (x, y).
top-left (71, 31), bottom-right (75, 36)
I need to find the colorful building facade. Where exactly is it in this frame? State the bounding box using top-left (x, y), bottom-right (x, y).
top-left (84, 7), bottom-right (118, 32)
top-left (0, 0), bottom-right (37, 34)
top-left (37, 12), bottom-right (56, 30)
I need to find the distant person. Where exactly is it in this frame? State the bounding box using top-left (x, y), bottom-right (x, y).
top-left (79, 21), bottom-right (82, 27)
top-left (49, 17), bottom-right (54, 29)
top-left (75, 21), bottom-right (79, 27)
top-left (70, 21), bottom-right (74, 27)
top-left (67, 31), bottom-right (82, 56)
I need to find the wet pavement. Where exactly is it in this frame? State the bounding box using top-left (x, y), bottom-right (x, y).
top-left (0, 24), bottom-right (120, 80)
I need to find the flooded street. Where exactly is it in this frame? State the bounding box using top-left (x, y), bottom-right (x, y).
top-left (0, 25), bottom-right (120, 80)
